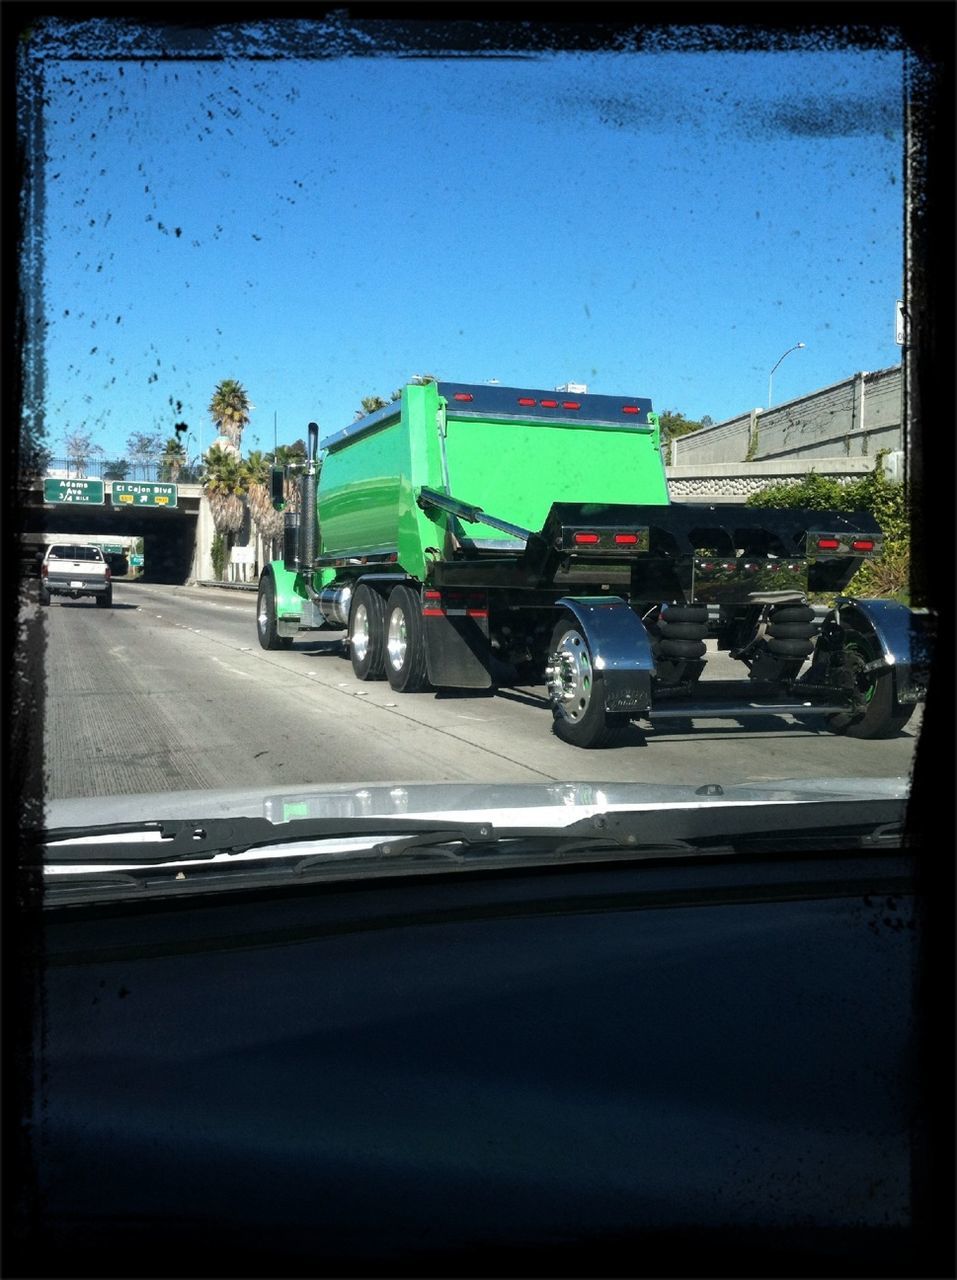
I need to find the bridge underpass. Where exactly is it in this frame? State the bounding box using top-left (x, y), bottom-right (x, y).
top-left (21, 484), bottom-right (201, 585)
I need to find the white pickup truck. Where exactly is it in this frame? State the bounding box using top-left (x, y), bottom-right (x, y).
top-left (40, 543), bottom-right (112, 608)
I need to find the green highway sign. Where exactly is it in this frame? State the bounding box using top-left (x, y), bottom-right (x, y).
top-left (111, 482), bottom-right (178, 508)
top-left (102, 543), bottom-right (124, 553)
top-left (43, 478), bottom-right (105, 505)
top-left (130, 555), bottom-right (144, 566)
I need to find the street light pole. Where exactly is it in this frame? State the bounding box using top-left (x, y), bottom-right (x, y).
top-left (768, 342), bottom-right (806, 408)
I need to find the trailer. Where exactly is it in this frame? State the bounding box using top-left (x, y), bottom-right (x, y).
top-left (257, 381), bottom-right (931, 747)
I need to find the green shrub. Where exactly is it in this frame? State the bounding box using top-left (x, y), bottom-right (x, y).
top-left (746, 453), bottom-right (910, 602)
top-left (211, 532), bottom-right (228, 581)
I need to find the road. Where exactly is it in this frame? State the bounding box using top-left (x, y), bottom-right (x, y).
top-left (38, 580), bottom-right (921, 801)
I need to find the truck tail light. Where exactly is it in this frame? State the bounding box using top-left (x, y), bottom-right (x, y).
top-left (816, 537), bottom-right (841, 551)
top-left (621, 405), bottom-right (640, 415)
top-left (539, 399), bottom-right (558, 408)
top-left (41, 563), bottom-right (48, 579)
top-left (422, 590), bottom-right (488, 619)
top-left (517, 397), bottom-right (537, 407)
top-left (452, 393), bottom-right (473, 402)
top-left (573, 532), bottom-right (601, 545)
top-left (614, 533), bottom-right (639, 545)
top-left (851, 539), bottom-right (875, 552)
top-left (562, 402), bottom-right (581, 410)
top-left (105, 566), bottom-right (112, 582)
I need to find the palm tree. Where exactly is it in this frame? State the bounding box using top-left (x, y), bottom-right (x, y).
top-left (209, 379), bottom-right (253, 453)
top-left (159, 436), bottom-right (186, 482)
top-left (245, 449), bottom-right (285, 559)
top-left (203, 444), bottom-right (249, 577)
top-left (354, 394), bottom-right (389, 421)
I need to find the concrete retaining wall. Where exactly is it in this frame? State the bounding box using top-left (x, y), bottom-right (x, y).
top-left (664, 365), bottom-right (902, 466)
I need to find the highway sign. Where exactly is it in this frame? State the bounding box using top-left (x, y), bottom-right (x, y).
top-left (43, 478), bottom-right (105, 505)
top-left (111, 482), bottom-right (178, 508)
top-left (130, 555), bottom-right (144, 566)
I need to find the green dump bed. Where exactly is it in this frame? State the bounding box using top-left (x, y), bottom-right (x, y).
top-left (317, 380), bottom-right (669, 582)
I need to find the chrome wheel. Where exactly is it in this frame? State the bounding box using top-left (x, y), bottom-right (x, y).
top-left (546, 628), bottom-right (593, 722)
top-left (387, 607), bottom-right (408, 671)
top-left (351, 603), bottom-right (370, 663)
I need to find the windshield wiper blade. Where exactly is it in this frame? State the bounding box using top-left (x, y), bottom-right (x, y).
top-left (35, 817), bottom-right (498, 865)
top-left (35, 796), bottom-right (907, 868)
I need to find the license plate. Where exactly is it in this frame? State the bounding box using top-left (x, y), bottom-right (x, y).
top-left (70, 580), bottom-right (83, 588)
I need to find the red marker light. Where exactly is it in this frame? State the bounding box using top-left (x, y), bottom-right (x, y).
top-left (817, 537), bottom-right (841, 551)
top-left (562, 401), bottom-right (581, 410)
top-left (621, 405), bottom-right (640, 415)
top-left (573, 532), bottom-right (601, 545)
top-left (851, 539), bottom-right (875, 552)
top-left (423, 589), bottom-right (442, 600)
top-left (517, 397), bottom-right (537, 407)
top-left (614, 533), bottom-right (639, 545)
top-left (453, 393), bottom-right (473, 402)
top-left (540, 399), bottom-right (558, 408)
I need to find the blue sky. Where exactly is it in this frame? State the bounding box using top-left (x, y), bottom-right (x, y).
top-left (28, 23), bottom-right (905, 462)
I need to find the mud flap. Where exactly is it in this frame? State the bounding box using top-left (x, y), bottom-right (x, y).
top-left (423, 611), bottom-right (493, 689)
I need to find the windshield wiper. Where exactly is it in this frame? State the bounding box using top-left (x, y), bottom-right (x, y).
top-left (35, 797), bottom-right (907, 868)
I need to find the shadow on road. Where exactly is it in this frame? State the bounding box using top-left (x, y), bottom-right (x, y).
top-left (50, 601), bottom-right (139, 611)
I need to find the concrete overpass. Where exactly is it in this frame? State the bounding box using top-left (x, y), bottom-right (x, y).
top-left (21, 481), bottom-right (205, 583)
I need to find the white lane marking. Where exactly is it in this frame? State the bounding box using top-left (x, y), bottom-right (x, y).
top-left (209, 655), bottom-right (255, 681)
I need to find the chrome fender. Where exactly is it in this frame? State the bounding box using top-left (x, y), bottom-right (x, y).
top-left (828, 597), bottom-right (933, 705)
top-left (554, 596), bottom-right (655, 716)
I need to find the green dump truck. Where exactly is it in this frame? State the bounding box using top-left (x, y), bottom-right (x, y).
top-left (257, 380), bottom-right (931, 747)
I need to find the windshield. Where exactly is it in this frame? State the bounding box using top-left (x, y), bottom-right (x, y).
top-left (11, 14), bottom-right (951, 1279)
top-left (12, 17), bottom-right (940, 851)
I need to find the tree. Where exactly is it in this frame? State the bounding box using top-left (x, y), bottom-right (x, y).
top-left (63, 430), bottom-right (97, 476)
top-left (103, 458), bottom-right (130, 480)
top-left (203, 444), bottom-right (250, 579)
top-left (657, 410), bottom-right (706, 446)
top-left (209, 379), bottom-right (253, 453)
top-left (159, 436), bottom-right (186, 482)
top-left (127, 431), bottom-right (164, 479)
top-left (354, 395), bottom-right (390, 420)
top-left (244, 449), bottom-right (285, 557)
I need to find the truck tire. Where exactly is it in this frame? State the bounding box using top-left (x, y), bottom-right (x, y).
top-left (349, 583), bottom-right (386, 680)
top-left (95, 585), bottom-right (113, 609)
top-left (39, 583), bottom-right (51, 606)
top-left (257, 574), bottom-right (293, 650)
top-left (548, 618), bottom-right (629, 748)
top-left (824, 628), bottom-right (916, 740)
top-left (384, 585), bottom-right (429, 692)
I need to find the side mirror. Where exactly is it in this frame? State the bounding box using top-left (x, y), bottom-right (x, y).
top-left (270, 466), bottom-right (285, 511)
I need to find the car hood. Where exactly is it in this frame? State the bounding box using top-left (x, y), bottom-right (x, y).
top-left (44, 775), bottom-right (911, 832)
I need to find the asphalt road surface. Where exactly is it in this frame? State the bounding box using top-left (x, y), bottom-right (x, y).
top-left (37, 580), bottom-right (922, 801)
